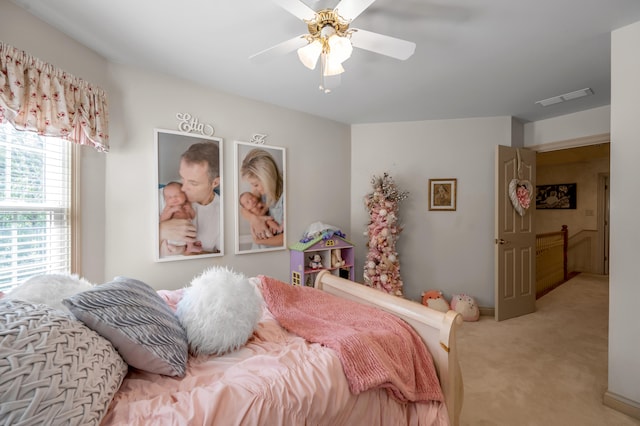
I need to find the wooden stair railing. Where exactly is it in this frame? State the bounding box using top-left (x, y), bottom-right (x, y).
top-left (535, 225), bottom-right (568, 298)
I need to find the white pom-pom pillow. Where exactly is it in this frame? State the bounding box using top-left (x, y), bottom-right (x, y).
top-left (176, 267), bottom-right (262, 355)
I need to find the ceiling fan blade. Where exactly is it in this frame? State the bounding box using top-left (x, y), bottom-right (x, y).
top-left (271, 0), bottom-right (317, 21)
top-left (349, 28), bottom-right (416, 60)
top-left (334, 0), bottom-right (377, 21)
top-left (249, 35), bottom-right (309, 64)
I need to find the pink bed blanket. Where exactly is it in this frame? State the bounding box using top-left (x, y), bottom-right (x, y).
top-left (103, 284), bottom-right (449, 425)
top-left (259, 275), bottom-right (444, 403)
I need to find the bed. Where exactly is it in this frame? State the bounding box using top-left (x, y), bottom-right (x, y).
top-left (0, 269), bottom-right (463, 426)
top-left (312, 271), bottom-right (464, 425)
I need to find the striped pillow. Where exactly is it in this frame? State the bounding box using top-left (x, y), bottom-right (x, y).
top-left (63, 277), bottom-right (188, 377)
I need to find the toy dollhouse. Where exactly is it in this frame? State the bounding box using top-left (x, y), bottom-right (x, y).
top-left (289, 235), bottom-right (354, 286)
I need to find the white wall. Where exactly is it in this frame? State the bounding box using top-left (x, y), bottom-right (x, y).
top-left (608, 19), bottom-right (640, 408)
top-left (351, 117), bottom-right (513, 306)
top-left (0, 1), bottom-right (108, 283)
top-left (523, 105), bottom-right (610, 146)
top-left (104, 64), bottom-right (351, 289)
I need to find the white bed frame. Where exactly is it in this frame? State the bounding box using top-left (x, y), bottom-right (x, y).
top-left (314, 271), bottom-right (463, 426)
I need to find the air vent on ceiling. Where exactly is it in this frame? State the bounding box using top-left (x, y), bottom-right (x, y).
top-left (535, 88), bottom-right (594, 107)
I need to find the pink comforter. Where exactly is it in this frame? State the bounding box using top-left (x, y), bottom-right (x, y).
top-left (101, 282), bottom-right (449, 426)
top-left (259, 275), bottom-right (444, 403)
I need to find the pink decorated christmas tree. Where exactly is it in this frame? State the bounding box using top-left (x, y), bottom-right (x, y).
top-left (363, 173), bottom-right (408, 296)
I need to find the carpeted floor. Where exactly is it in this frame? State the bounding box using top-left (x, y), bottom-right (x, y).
top-left (457, 273), bottom-right (640, 426)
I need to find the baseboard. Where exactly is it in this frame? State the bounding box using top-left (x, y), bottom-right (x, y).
top-left (479, 306), bottom-right (494, 317)
top-left (603, 390), bottom-right (640, 420)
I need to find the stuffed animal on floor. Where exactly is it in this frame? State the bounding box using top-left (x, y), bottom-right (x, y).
top-left (308, 254), bottom-right (323, 269)
top-left (450, 293), bottom-right (480, 321)
top-left (420, 290), bottom-right (450, 313)
top-left (331, 249), bottom-right (345, 268)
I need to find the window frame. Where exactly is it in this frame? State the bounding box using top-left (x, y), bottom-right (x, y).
top-left (0, 123), bottom-right (80, 293)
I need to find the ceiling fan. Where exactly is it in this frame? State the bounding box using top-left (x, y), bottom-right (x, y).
top-left (249, 0), bottom-right (416, 93)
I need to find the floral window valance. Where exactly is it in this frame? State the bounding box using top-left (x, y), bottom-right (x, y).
top-left (0, 42), bottom-right (109, 152)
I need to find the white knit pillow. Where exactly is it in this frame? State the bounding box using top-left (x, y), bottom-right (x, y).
top-left (0, 299), bottom-right (128, 425)
top-left (176, 267), bottom-right (262, 355)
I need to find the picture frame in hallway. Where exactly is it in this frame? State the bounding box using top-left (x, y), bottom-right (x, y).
top-left (535, 183), bottom-right (577, 209)
top-left (234, 140), bottom-right (286, 254)
top-left (428, 178), bottom-right (457, 211)
top-left (154, 129), bottom-right (224, 262)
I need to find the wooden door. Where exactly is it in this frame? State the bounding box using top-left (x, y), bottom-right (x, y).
top-left (495, 145), bottom-right (536, 321)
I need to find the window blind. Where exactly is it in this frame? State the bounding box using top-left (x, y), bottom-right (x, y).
top-left (0, 122), bottom-right (72, 293)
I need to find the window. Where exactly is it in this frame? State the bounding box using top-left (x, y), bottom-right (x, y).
top-left (0, 122), bottom-right (75, 293)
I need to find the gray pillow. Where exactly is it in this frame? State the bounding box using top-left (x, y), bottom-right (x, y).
top-left (0, 299), bottom-right (128, 426)
top-left (63, 276), bottom-right (188, 377)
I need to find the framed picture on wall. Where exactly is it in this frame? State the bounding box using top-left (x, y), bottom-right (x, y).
top-left (536, 183), bottom-right (577, 209)
top-left (154, 129), bottom-right (224, 262)
top-left (428, 178), bottom-right (457, 211)
top-left (234, 141), bottom-right (286, 254)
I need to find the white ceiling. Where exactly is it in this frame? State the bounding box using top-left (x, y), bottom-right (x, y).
top-left (11, 0), bottom-right (640, 124)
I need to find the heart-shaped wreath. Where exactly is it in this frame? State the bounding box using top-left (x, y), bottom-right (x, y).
top-left (508, 179), bottom-right (533, 216)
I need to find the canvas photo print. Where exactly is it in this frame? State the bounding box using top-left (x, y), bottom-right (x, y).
top-left (536, 183), bottom-right (577, 209)
top-left (155, 129), bottom-right (224, 261)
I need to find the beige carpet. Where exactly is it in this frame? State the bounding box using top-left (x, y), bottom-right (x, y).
top-left (457, 273), bottom-right (640, 426)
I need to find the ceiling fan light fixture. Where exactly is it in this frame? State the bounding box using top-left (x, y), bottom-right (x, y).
top-left (251, 1), bottom-right (416, 93)
top-left (327, 34), bottom-right (352, 64)
top-left (297, 40), bottom-right (323, 70)
top-left (322, 53), bottom-right (345, 77)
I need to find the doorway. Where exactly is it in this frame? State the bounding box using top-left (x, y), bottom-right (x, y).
top-left (534, 139), bottom-right (610, 277)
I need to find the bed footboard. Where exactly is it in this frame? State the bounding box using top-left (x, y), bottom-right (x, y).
top-left (314, 271), bottom-right (463, 425)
